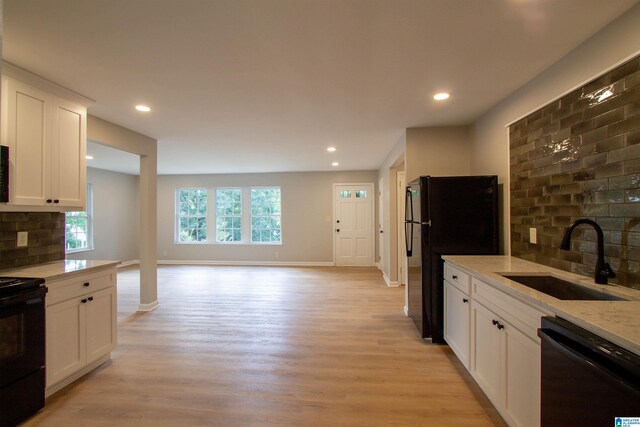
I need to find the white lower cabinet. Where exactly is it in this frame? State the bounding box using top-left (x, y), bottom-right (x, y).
top-left (443, 261), bottom-right (545, 427)
top-left (470, 300), bottom-right (502, 404)
top-left (46, 268), bottom-right (117, 395)
top-left (471, 299), bottom-right (540, 427)
top-left (444, 281), bottom-right (470, 368)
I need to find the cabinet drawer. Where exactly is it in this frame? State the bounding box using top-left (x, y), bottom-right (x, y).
top-left (472, 277), bottom-right (548, 340)
top-left (444, 263), bottom-right (470, 294)
top-left (46, 270), bottom-right (115, 306)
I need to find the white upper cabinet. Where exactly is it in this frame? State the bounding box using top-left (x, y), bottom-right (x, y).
top-left (1, 62), bottom-right (93, 211)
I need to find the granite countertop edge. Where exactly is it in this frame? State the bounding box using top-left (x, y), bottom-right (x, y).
top-left (442, 255), bottom-right (640, 356)
top-left (0, 259), bottom-right (121, 281)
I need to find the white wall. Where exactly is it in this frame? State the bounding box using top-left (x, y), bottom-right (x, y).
top-left (67, 167), bottom-right (139, 263)
top-left (471, 4), bottom-right (640, 255)
top-left (157, 170), bottom-right (377, 263)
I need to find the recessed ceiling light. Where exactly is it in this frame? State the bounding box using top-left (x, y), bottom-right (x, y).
top-left (135, 105), bottom-right (151, 112)
top-left (327, 147), bottom-right (336, 152)
top-left (433, 92), bottom-right (450, 101)
top-left (332, 162), bottom-right (339, 167)
top-left (85, 155), bottom-right (94, 160)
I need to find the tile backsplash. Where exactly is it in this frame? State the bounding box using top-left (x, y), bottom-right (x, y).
top-left (0, 212), bottom-right (66, 270)
top-left (509, 55), bottom-right (640, 289)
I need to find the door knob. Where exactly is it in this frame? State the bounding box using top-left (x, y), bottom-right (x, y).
top-left (380, 230), bottom-right (384, 234)
top-left (336, 229), bottom-right (340, 232)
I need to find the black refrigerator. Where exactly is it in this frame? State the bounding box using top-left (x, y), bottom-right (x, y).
top-left (405, 176), bottom-right (499, 343)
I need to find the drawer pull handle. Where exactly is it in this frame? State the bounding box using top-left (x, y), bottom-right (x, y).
top-left (46, 199), bottom-right (53, 203)
top-left (497, 322), bottom-right (505, 330)
top-left (462, 298), bottom-right (468, 303)
top-left (53, 199), bottom-right (60, 204)
top-left (81, 298), bottom-right (87, 303)
top-left (452, 275), bottom-right (458, 279)
top-left (492, 319), bottom-right (498, 326)
top-left (88, 296), bottom-right (94, 302)
top-left (83, 282), bottom-right (90, 287)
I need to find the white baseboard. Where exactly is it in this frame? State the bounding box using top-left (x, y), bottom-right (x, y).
top-left (375, 262), bottom-right (381, 270)
top-left (118, 260), bottom-right (140, 268)
top-left (380, 270), bottom-right (400, 287)
top-left (137, 300), bottom-right (160, 312)
top-left (404, 305), bottom-right (408, 316)
top-left (157, 260), bottom-right (335, 267)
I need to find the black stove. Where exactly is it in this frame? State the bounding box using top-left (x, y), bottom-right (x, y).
top-left (0, 276), bottom-right (47, 427)
top-left (0, 277), bottom-right (45, 298)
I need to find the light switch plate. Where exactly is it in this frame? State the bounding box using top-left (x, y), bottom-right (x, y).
top-left (17, 231), bottom-right (28, 247)
top-left (529, 228), bottom-right (537, 244)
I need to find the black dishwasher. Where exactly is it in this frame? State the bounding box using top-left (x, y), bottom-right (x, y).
top-left (538, 317), bottom-right (640, 426)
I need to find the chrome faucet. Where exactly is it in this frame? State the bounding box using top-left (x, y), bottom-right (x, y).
top-left (560, 219), bottom-right (616, 285)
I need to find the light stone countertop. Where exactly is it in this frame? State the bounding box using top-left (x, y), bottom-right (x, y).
top-left (0, 259), bottom-right (121, 281)
top-left (442, 255), bottom-right (640, 356)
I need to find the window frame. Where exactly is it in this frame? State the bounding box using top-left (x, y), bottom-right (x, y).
top-left (250, 187), bottom-right (282, 245)
top-left (215, 188), bottom-right (243, 243)
top-left (65, 183), bottom-right (94, 254)
top-left (175, 186), bottom-right (282, 246)
top-left (175, 188), bottom-right (209, 244)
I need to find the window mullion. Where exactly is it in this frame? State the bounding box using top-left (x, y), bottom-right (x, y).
top-left (209, 189), bottom-right (214, 243)
top-left (241, 188), bottom-right (250, 243)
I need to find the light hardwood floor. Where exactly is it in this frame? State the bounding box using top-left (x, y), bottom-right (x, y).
top-left (24, 265), bottom-right (506, 426)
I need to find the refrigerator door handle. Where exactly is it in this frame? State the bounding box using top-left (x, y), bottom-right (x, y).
top-left (405, 187), bottom-right (413, 256)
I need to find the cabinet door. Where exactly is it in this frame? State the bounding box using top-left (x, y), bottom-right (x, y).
top-left (3, 77), bottom-right (51, 205)
top-left (503, 324), bottom-right (541, 427)
top-left (85, 287), bottom-right (117, 364)
top-left (444, 281), bottom-right (470, 368)
top-left (51, 98), bottom-right (86, 208)
top-left (470, 300), bottom-right (502, 404)
top-left (46, 297), bottom-right (86, 387)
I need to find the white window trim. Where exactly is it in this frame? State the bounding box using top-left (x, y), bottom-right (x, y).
top-left (175, 186), bottom-right (282, 246)
top-left (249, 187), bottom-right (282, 245)
top-left (66, 183), bottom-right (94, 254)
top-left (215, 188), bottom-right (243, 243)
top-left (175, 188), bottom-right (209, 244)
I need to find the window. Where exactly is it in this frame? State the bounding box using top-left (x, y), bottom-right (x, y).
top-left (216, 189), bottom-right (242, 242)
top-left (174, 186), bottom-right (282, 245)
top-left (251, 188), bottom-right (281, 243)
top-left (66, 184), bottom-right (93, 252)
top-left (177, 188), bottom-right (208, 242)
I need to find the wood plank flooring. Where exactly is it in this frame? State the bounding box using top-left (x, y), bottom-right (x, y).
top-left (23, 265), bottom-right (506, 426)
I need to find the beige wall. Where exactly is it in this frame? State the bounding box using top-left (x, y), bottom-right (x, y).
top-left (406, 126), bottom-right (471, 182)
top-left (157, 170), bottom-right (377, 263)
top-left (471, 4), bottom-right (640, 255)
top-left (377, 132), bottom-right (406, 284)
top-left (377, 126), bottom-right (473, 284)
top-left (67, 167), bottom-right (139, 262)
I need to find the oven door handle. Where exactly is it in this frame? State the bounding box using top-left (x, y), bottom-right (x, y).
top-left (0, 287), bottom-right (47, 308)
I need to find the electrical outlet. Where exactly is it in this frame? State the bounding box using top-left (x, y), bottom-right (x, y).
top-left (17, 231), bottom-right (28, 247)
top-left (529, 228), bottom-right (537, 244)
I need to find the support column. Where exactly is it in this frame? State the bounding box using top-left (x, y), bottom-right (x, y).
top-left (138, 152), bottom-right (158, 311)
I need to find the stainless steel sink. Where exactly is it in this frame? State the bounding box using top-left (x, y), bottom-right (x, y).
top-left (500, 274), bottom-right (626, 301)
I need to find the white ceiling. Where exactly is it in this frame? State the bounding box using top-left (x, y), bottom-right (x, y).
top-left (86, 141), bottom-right (140, 175)
top-left (3, 0), bottom-right (638, 175)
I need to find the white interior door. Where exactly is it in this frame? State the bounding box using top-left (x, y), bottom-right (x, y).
top-left (334, 184), bottom-right (374, 266)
